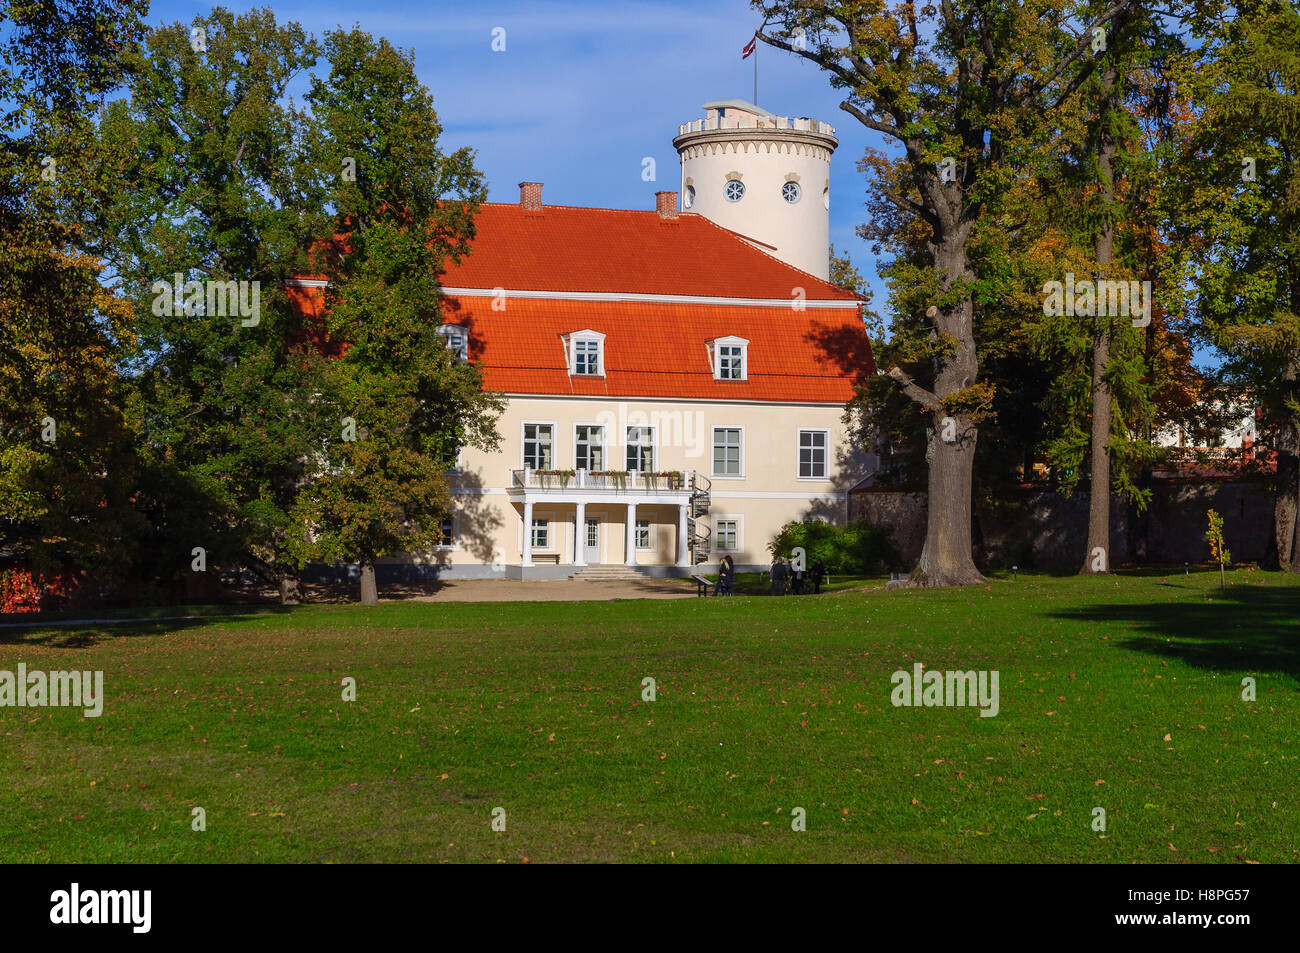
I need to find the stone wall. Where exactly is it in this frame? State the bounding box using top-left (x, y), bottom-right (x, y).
top-left (850, 482), bottom-right (1271, 570)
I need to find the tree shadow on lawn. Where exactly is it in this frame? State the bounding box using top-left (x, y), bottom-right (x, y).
top-left (1048, 584), bottom-right (1300, 680)
top-left (0, 607), bottom-right (293, 649)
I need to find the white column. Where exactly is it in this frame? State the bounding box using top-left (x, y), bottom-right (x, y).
top-left (574, 501), bottom-right (587, 566)
top-left (625, 502), bottom-right (638, 566)
top-left (676, 504), bottom-right (690, 567)
top-left (522, 500), bottom-right (534, 568)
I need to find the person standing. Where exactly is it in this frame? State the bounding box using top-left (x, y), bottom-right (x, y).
top-left (769, 556), bottom-right (786, 596)
top-left (713, 555), bottom-right (734, 596)
top-left (811, 558), bottom-right (826, 594)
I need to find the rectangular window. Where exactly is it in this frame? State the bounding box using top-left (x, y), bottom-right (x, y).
top-left (798, 429), bottom-right (828, 479)
top-left (530, 519), bottom-right (549, 549)
top-left (635, 519), bottom-right (652, 550)
top-left (626, 426), bottom-right (654, 471)
top-left (437, 516), bottom-right (455, 548)
top-left (576, 425), bottom-right (604, 471)
top-left (523, 423), bottom-right (553, 470)
top-left (574, 339), bottom-right (601, 375)
top-left (715, 519), bottom-right (738, 552)
top-left (712, 427), bottom-right (742, 477)
top-left (437, 325), bottom-right (468, 361)
top-left (718, 345), bottom-right (744, 379)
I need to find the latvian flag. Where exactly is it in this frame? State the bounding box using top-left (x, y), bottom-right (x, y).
top-left (742, 35), bottom-right (757, 59)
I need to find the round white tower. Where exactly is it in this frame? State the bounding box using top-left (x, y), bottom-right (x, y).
top-left (673, 99), bottom-right (837, 280)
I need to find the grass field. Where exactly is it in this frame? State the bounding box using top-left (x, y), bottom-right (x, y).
top-left (1, 569), bottom-right (1296, 863)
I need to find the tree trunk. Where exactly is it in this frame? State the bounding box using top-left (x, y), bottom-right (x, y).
top-left (1083, 60), bottom-right (1119, 575)
top-left (1273, 347), bottom-right (1300, 571)
top-left (906, 243), bottom-right (985, 588)
top-left (359, 559), bottom-right (378, 606)
top-left (278, 571), bottom-right (301, 606)
top-left (1083, 320), bottom-right (1113, 573)
top-left (913, 424), bottom-right (985, 586)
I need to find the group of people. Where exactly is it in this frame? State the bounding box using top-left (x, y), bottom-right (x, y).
top-left (709, 554), bottom-right (826, 596)
top-left (767, 556), bottom-right (826, 596)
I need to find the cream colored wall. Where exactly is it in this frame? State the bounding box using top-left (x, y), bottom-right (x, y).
top-left (446, 396), bottom-right (872, 568)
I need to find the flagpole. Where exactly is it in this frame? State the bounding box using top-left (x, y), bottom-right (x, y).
top-left (753, 36), bottom-right (758, 104)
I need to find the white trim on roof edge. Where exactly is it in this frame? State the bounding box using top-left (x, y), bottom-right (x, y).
top-left (283, 278), bottom-right (862, 309)
top-left (502, 393), bottom-right (847, 407)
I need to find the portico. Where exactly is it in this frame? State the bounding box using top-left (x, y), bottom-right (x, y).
top-left (509, 469), bottom-right (708, 572)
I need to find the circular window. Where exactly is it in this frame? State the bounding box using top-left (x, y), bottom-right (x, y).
top-left (684, 185), bottom-right (696, 209)
top-left (782, 181), bottom-right (801, 204)
top-left (724, 180), bottom-right (745, 203)
top-left (823, 187), bottom-right (830, 210)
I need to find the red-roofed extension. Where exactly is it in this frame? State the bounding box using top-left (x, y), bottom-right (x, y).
top-left (290, 190), bottom-right (872, 404)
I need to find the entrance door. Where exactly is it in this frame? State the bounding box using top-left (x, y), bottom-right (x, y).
top-left (584, 517), bottom-right (602, 564)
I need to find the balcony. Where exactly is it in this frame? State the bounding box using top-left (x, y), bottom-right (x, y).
top-left (508, 468), bottom-right (699, 497)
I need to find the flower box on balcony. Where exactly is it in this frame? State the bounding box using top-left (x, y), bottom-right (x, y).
top-left (591, 470), bottom-right (630, 489)
top-left (534, 469), bottom-right (576, 488)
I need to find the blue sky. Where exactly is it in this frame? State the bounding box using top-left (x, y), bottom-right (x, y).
top-left (147, 0), bottom-right (887, 301)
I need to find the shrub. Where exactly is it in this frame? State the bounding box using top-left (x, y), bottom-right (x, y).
top-left (0, 566), bottom-right (84, 614)
top-left (768, 519), bottom-right (902, 575)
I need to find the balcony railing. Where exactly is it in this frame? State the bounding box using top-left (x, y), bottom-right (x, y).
top-left (509, 468), bottom-right (698, 494)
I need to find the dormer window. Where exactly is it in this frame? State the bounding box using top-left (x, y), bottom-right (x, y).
top-left (437, 324), bottom-right (468, 361)
top-left (708, 336), bottom-right (748, 380)
top-left (562, 330), bottom-right (605, 376)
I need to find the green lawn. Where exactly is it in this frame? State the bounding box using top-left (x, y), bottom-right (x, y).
top-left (1, 569), bottom-right (1296, 863)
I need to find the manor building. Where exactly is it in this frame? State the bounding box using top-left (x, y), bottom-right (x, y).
top-left (297, 100), bottom-right (875, 579)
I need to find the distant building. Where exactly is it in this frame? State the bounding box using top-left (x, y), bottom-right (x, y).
top-left (1154, 399), bottom-right (1258, 455)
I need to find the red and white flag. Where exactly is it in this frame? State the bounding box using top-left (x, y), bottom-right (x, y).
top-left (742, 35), bottom-right (757, 59)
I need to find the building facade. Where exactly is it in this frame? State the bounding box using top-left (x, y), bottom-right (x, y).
top-left (294, 102), bottom-right (874, 581)
top-left (418, 178), bottom-right (871, 579)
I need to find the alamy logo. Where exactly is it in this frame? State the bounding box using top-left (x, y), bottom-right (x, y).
top-left (0, 665), bottom-right (103, 717)
top-left (150, 274), bottom-right (261, 326)
top-left (890, 663), bottom-right (999, 717)
top-left (1041, 272), bottom-right (1152, 327)
top-left (50, 883), bottom-right (151, 933)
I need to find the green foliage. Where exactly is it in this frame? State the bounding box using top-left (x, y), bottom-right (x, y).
top-left (769, 518), bottom-right (902, 575)
top-left (1206, 507), bottom-right (1230, 566)
top-left (0, 0), bottom-right (150, 581)
top-left (285, 28), bottom-right (503, 578)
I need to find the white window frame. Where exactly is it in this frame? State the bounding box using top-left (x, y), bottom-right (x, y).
top-left (713, 515), bottom-right (742, 554)
top-left (573, 423), bottom-right (606, 472)
top-left (562, 329), bottom-right (605, 377)
top-left (625, 424), bottom-right (656, 472)
top-left (434, 514), bottom-right (458, 551)
top-left (635, 518), bottom-right (654, 551)
top-left (521, 421), bottom-right (557, 471)
top-left (797, 428), bottom-right (830, 480)
top-left (708, 336), bottom-right (748, 381)
top-left (530, 518), bottom-right (551, 550)
top-left (436, 324), bottom-right (469, 361)
top-left (711, 426), bottom-right (745, 479)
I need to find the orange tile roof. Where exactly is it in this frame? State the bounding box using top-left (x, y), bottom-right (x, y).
top-left (440, 297), bottom-right (872, 403)
top-left (440, 202), bottom-right (865, 301)
top-left (292, 201), bottom-right (873, 403)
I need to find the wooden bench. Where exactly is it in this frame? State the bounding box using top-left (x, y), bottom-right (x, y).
top-left (531, 553), bottom-right (561, 566)
top-left (691, 573), bottom-right (713, 596)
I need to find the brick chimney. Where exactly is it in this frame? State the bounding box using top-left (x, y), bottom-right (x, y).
top-left (655, 190), bottom-right (679, 219)
top-left (519, 181), bottom-right (543, 211)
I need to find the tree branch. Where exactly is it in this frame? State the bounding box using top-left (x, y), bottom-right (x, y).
top-left (884, 366), bottom-right (945, 413)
